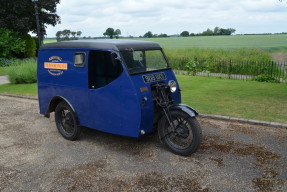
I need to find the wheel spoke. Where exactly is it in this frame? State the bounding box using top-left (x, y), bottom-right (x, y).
top-left (55, 102), bottom-right (81, 140)
top-left (165, 114), bottom-right (194, 149)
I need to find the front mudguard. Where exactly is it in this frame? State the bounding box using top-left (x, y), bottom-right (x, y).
top-left (168, 104), bottom-right (198, 117)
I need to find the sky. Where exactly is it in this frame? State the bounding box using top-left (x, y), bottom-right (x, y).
top-left (45, 0), bottom-right (287, 37)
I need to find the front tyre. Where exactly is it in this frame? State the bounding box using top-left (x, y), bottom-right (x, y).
top-left (158, 110), bottom-right (202, 156)
top-left (55, 102), bottom-right (81, 140)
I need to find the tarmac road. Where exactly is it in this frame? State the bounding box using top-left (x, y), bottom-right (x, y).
top-left (0, 95), bottom-right (286, 192)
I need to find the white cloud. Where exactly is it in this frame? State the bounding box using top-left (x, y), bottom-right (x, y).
top-left (45, 0), bottom-right (287, 37)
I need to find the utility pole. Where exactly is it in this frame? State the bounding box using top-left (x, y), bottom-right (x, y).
top-left (32, 0), bottom-right (42, 47)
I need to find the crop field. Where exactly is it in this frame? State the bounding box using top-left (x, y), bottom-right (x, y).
top-left (44, 34), bottom-right (287, 49)
top-left (141, 34), bottom-right (287, 50)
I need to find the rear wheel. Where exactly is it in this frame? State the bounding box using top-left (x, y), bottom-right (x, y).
top-left (55, 102), bottom-right (81, 140)
top-left (158, 110), bottom-right (202, 156)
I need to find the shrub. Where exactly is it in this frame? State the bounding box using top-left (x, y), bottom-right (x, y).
top-left (7, 58), bottom-right (37, 84)
top-left (32, 37), bottom-right (39, 56)
top-left (185, 59), bottom-right (198, 75)
top-left (0, 59), bottom-right (16, 67)
top-left (0, 28), bottom-right (25, 58)
top-left (21, 34), bottom-right (36, 58)
top-left (252, 75), bottom-right (280, 83)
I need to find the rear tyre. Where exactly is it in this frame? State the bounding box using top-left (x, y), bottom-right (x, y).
top-left (55, 102), bottom-right (81, 140)
top-left (158, 110), bottom-right (202, 156)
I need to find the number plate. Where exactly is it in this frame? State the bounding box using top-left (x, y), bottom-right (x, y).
top-left (142, 72), bottom-right (167, 83)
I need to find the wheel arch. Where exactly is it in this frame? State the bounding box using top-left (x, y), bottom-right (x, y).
top-left (45, 96), bottom-right (76, 118)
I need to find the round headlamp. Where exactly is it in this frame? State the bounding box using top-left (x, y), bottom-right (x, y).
top-left (168, 80), bottom-right (177, 93)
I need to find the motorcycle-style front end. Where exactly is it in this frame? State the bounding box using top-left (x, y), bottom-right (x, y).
top-left (151, 81), bottom-right (202, 156)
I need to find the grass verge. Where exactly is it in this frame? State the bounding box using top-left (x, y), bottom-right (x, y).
top-left (177, 75), bottom-right (287, 124)
top-left (0, 83), bottom-right (37, 96)
top-left (0, 75), bottom-right (286, 123)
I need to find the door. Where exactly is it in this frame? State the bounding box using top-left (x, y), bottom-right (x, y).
top-left (87, 50), bottom-right (124, 135)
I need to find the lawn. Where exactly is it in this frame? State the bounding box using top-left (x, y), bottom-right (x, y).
top-left (0, 75), bottom-right (286, 124)
top-left (0, 83), bottom-right (37, 96)
top-left (177, 75), bottom-right (287, 124)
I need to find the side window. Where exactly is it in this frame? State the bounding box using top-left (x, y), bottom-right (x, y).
top-left (74, 52), bottom-right (85, 67)
top-left (88, 50), bottom-right (123, 89)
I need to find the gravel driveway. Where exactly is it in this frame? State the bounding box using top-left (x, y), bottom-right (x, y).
top-left (0, 95), bottom-right (286, 192)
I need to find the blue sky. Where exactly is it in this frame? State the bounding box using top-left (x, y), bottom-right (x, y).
top-left (45, 0), bottom-right (287, 37)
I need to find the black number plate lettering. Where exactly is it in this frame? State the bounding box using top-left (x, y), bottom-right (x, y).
top-left (142, 72), bottom-right (167, 83)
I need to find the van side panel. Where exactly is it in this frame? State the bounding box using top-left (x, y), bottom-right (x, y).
top-left (37, 48), bottom-right (142, 137)
top-left (37, 49), bottom-right (90, 125)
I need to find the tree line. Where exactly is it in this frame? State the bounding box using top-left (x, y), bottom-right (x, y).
top-left (56, 30), bottom-right (82, 42)
top-left (180, 27), bottom-right (236, 37)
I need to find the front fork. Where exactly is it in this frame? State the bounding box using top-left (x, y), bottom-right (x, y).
top-left (160, 106), bottom-right (176, 140)
top-left (152, 84), bottom-right (180, 140)
top-left (152, 83), bottom-right (198, 141)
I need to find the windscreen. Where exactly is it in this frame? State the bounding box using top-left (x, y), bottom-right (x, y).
top-left (120, 50), bottom-right (169, 74)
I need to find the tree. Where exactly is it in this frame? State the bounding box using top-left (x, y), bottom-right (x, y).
top-left (76, 31), bottom-right (82, 37)
top-left (56, 31), bottom-right (62, 42)
top-left (143, 31), bottom-right (153, 38)
top-left (180, 31), bottom-right (190, 37)
top-left (201, 28), bottom-right (214, 36)
top-left (103, 28), bottom-right (115, 39)
top-left (0, 0), bottom-right (61, 41)
top-left (214, 27), bottom-right (220, 35)
top-left (21, 34), bottom-right (36, 58)
top-left (0, 28), bottom-right (25, 59)
top-left (227, 28), bottom-right (236, 35)
top-left (56, 29), bottom-right (79, 42)
top-left (114, 29), bottom-right (121, 39)
top-left (71, 32), bottom-right (76, 38)
top-left (103, 28), bottom-right (121, 39)
top-left (158, 33), bottom-right (168, 37)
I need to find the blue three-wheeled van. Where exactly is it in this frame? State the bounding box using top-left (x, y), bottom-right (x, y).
top-left (37, 40), bottom-right (202, 156)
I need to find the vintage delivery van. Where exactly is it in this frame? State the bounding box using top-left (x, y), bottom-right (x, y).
top-left (37, 39), bottom-right (202, 156)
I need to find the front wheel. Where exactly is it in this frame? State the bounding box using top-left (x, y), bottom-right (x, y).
top-left (55, 102), bottom-right (81, 140)
top-left (158, 110), bottom-right (202, 156)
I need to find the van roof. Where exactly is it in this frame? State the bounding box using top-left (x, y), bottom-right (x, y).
top-left (40, 39), bottom-right (162, 51)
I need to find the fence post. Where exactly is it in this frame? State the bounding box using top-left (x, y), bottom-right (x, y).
top-left (228, 59), bottom-right (232, 79)
top-left (270, 61), bottom-right (274, 77)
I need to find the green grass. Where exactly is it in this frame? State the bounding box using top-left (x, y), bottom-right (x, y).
top-left (177, 75), bottom-right (287, 124)
top-left (44, 39), bottom-right (56, 44)
top-left (7, 58), bottom-right (37, 84)
top-left (0, 66), bottom-right (9, 75)
top-left (0, 83), bottom-right (37, 96)
top-left (0, 75), bottom-right (286, 124)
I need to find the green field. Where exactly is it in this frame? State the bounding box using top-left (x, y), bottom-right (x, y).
top-left (44, 34), bottom-right (287, 50)
top-left (142, 34), bottom-right (287, 50)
